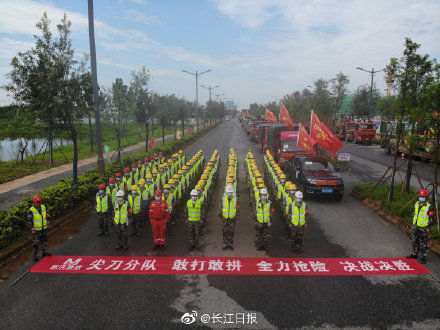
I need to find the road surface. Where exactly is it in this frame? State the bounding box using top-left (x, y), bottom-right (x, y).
top-left (1, 119), bottom-right (439, 329)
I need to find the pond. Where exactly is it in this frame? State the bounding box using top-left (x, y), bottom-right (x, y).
top-left (0, 138), bottom-right (72, 162)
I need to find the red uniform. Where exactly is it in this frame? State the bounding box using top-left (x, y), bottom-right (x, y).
top-left (149, 199), bottom-right (170, 245)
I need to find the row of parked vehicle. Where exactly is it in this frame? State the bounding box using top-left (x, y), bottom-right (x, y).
top-left (240, 117), bottom-right (344, 200)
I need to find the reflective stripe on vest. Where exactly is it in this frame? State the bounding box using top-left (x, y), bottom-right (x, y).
top-left (291, 202), bottom-right (306, 226)
top-left (285, 196), bottom-right (293, 214)
top-left (187, 199), bottom-right (202, 222)
top-left (256, 202), bottom-right (270, 223)
top-left (162, 194), bottom-right (173, 212)
top-left (413, 202), bottom-right (430, 227)
top-left (114, 202), bottom-right (128, 224)
top-left (128, 194), bottom-right (141, 214)
top-left (96, 194), bottom-right (108, 213)
top-left (222, 194), bottom-right (236, 219)
top-left (107, 187), bottom-right (117, 204)
top-left (30, 205), bottom-right (47, 230)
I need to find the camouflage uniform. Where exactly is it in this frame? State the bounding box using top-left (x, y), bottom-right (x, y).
top-left (410, 201), bottom-right (434, 260)
top-left (291, 226), bottom-right (305, 251)
top-left (27, 208), bottom-right (49, 260)
top-left (256, 223), bottom-right (270, 250)
top-left (188, 221), bottom-right (201, 248)
top-left (222, 220), bottom-right (235, 247)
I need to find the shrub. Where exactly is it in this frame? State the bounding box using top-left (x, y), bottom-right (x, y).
top-left (0, 123), bottom-right (218, 250)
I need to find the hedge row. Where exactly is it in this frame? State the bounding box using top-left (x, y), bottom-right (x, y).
top-left (353, 182), bottom-right (440, 243)
top-left (0, 124), bottom-right (218, 250)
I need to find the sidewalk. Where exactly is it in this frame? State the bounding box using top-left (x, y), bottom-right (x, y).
top-left (0, 134), bottom-right (174, 210)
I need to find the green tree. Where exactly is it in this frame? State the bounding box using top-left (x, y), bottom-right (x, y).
top-left (129, 67), bottom-right (152, 151)
top-left (4, 12), bottom-right (60, 164)
top-left (330, 72), bottom-right (350, 126)
top-left (351, 85), bottom-right (377, 121)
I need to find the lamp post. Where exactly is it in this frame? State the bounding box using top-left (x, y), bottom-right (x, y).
top-left (202, 85), bottom-right (219, 102)
top-left (182, 69), bottom-right (212, 126)
top-left (356, 67), bottom-right (385, 117)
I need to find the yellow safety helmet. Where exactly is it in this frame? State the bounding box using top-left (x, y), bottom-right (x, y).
top-left (206, 166), bottom-right (212, 172)
top-left (173, 174), bottom-right (179, 179)
top-left (255, 172), bottom-right (261, 178)
top-left (195, 185), bottom-right (202, 190)
top-left (258, 183), bottom-right (266, 189)
top-left (290, 184), bottom-right (297, 191)
top-left (201, 174), bottom-right (208, 180)
top-left (146, 173), bottom-right (152, 179)
top-left (131, 185), bottom-right (138, 191)
top-left (182, 166), bottom-right (187, 170)
top-left (198, 180), bottom-right (205, 186)
top-left (163, 184), bottom-right (170, 189)
top-left (167, 159), bottom-right (173, 163)
top-left (280, 174), bottom-right (286, 179)
top-left (138, 178), bottom-right (146, 185)
top-left (179, 150), bottom-right (183, 154)
top-left (168, 179), bottom-right (175, 184)
top-left (227, 178), bottom-right (234, 183)
top-left (152, 169), bottom-right (158, 174)
top-left (257, 178), bottom-right (263, 183)
top-left (177, 170), bottom-right (184, 175)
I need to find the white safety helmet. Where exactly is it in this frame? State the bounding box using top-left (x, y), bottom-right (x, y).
top-left (260, 188), bottom-right (268, 195)
top-left (190, 189), bottom-right (199, 196)
top-left (116, 190), bottom-right (124, 197)
top-left (225, 185), bottom-right (234, 193)
top-left (295, 191), bottom-right (303, 199)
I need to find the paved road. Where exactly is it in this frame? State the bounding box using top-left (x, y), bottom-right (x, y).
top-left (1, 119), bottom-right (439, 329)
top-left (0, 134), bottom-right (175, 210)
top-left (341, 142), bottom-right (434, 184)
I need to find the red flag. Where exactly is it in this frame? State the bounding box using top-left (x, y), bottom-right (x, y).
top-left (148, 137), bottom-right (155, 149)
top-left (310, 111), bottom-right (343, 159)
top-left (187, 128), bottom-right (190, 135)
top-left (297, 123), bottom-right (317, 156)
top-left (247, 109), bottom-right (250, 117)
top-left (265, 109), bottom-right (277, 123)
top-left (279, 103), bottom-right (295, 129)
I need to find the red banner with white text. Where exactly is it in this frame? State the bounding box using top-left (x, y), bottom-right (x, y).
top-left (30, 256), bottom-right (428, 276)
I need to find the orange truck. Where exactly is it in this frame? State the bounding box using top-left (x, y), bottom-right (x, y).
top-left (348, 122), bottom-right (376, 144)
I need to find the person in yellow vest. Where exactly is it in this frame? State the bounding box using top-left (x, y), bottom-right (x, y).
top-left (115, 172), bottom-right (125, 193)
top-left (219, 185), bottom-right (239, 250)
top-left (107, 177), bottom-right (117, 227)
top-left (138, 178), bottom-right (148, 227)
top-left (123, 167), bottom-right (131, 192)
top-left (128, 185), bottom-right (141, 237)
top-left (407, 189), bottom-right (434, 264)
top-left (186, 189), bottom-right (203, 250)
top-left (96, 184), bottom-right (110, 236)
top-left (27, 195), bottom-right (51, 261)
top-left (255, 188), bottom-right (273, 251)
top-left (114, 190), bottom-right (130, 250)
top-left (289, 191), bottom-right (308, 252)
top-left (162, 184), bottom-right (175, 235)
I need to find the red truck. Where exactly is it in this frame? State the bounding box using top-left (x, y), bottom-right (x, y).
top-left (351, 123), bottom-right (376, 144)
top-left (258, 123), bottom-right (306, 167)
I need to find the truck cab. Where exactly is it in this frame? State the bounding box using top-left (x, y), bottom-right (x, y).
top-left (353, 123), bottom-right (376, 144)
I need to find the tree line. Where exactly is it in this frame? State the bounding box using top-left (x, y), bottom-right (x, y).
top-left (2, 13), bottom-right (225, 185)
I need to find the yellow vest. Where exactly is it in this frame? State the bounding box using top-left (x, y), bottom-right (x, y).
top-left (291, 202), bottom-right (306, 226)
top-left (96, 194), bottom-right (108, 213)
top-left (114, 202), bottom-right (128, 224)
top-left (413, 202), bottom-right (430, 228)
top-left (128, 194), bottom-right (141, 215)
top-left (222, 194), bottom-right (237, 219)
top-left (30, 205), bottom-right (47, 231)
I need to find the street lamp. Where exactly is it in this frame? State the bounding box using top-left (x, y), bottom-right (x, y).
top-left (202, 85), bottom-right (219, 102)
top-left (182, 69), bottom-right (212, 126)
top-left (356, 66), bottom-right (385, 117)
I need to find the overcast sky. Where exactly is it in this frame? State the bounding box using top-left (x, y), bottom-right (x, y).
top-left (1, 0), bottom-right (439, 109)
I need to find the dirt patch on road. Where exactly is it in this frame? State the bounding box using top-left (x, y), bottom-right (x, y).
top-left (351, 189), bottom-right (440, 257)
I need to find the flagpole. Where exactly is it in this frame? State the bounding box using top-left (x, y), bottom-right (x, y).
top-left (310, 110), bottom-right (313, 132)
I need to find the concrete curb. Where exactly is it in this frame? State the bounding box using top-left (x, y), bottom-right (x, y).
top-left (350, 189), bottom-right (440, 257)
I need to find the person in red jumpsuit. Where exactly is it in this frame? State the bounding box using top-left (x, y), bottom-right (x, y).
top-left (149, 190), bottom-right (170, 250)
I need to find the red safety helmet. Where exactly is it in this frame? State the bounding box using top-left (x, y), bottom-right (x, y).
top-left (131, 163), bottom-right (137, 169)
top-left (115, 172), bottom-right (122, 178)
top-left (33, 195), bottom-right (43, 203)
top-left (98, 184), bottom-right (106, 190)
top-left (137, 160), bottom-right (142, 165)
top-left (154, 190), bottom-right (162, 196)
top-left (123, 168), bottom-right (130, 174)
top-left (144, 157), bottom-right (149, 162)
top-left (154, 153), bottom-right (158, 158)
top-left (419, 189), bottom-right (428, 197)
top-left (159, 151), bottom-right (163, 155)
top-left (109, 177), bottom-right (116, 184)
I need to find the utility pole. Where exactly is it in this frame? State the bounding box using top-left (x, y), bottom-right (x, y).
top-left (202, 85), bottom-right (219, 102)
top-left (182, 69), bottom-right (212, 126)
top-left (214, 93), bottom-right (225, 102)
top-left (356, 67), bottom-right (385, 117)
top-left (88, 0), bottom-right (105, 173)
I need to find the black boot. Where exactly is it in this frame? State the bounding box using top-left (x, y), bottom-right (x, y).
top-left (123, 245), bottom-right (128, 250)
top-left (222, 245), bottom-right (229, 250)
top-left (115, 245), bottom-right (123, 250)
top-left (33, 255), bottom-right (39, 262)
top-left (42, 252), bottom-right (52, 257)
top-left (420, 257), bottom-right (427, 264)
top-left (406, 253), bottom-right (417, 258)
